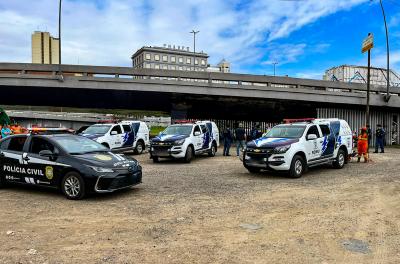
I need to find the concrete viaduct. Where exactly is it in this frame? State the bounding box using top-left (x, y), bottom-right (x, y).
top-left (0, 63), bottom-right (399, 144)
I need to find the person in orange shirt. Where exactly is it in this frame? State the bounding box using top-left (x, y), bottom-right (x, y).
top-left (357, 127), bottom-right (369, 163)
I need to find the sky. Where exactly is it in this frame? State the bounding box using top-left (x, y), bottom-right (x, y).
top-left (0, 0), bottom-right (400, 79)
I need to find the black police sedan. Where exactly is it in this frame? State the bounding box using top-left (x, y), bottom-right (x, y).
top-left (0, 134), bottom-right (142, 199)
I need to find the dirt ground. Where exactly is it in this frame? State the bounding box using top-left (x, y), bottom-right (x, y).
top-left (0, 148), bottom-right (399, 264)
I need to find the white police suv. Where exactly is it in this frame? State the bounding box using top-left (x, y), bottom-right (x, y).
top-left (243, 119), bottom-right (353, 177)
top-left (80, 121), bottom-right (149, 154)
top-left (150, 121), bottom-right (219, 163)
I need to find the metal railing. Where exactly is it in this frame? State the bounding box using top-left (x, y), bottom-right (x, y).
top-left (1, 63), bottom-right (400, 96)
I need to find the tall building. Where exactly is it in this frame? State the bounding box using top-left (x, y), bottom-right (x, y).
top-left (323, 65), bottom-right (400, 87)
top-left (32, 31), bottom-right (60, 64)
top-left (131, 45), bottom-right (209, 71)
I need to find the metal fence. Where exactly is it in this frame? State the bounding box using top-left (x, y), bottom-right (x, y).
top-left (317, 108), bottom-right (399, 146)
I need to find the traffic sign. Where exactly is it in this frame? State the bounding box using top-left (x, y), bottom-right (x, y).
top-left (362, 34), bottom-right (374, 53)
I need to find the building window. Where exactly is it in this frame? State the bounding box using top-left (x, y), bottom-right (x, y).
top-left (145, 63), bottom-right (151, 69)
top-left (154, 64), bottom-right (160, 69)
top-left (186, 58), bottom-right (191, 64)
top-left (171, 65), bottom-right (176, 70)
top-left (154, 54), bottom-right (160, 61)
top-left (162, 55), bottom-right (168, 62)
top-left (195, 59), bottom-right (199, 65)
top-left (145, 53), bottom-right (151, 60)
top-left (163, 65), bottom-right (168, 70)
top-left (178, 57), bottom-right (183, 64)
top-left (179, 66), bottom-right (183, 71)
top-left (171, 56), bottom-right (176, 63)
top-left (201, 59), bottom-right (206, 66)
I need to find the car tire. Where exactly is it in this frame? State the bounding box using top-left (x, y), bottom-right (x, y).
top-left (134, 141), bottom-right (145, 155)
top-left (61, 172), bottom-right (86, 200)
top-left (289, 155), bottom-right (305, 178)
top-left (333, 149), bottom-right (346, 169)
top-left (184, 145), bottom-right (194, 163)
top-left (152, 156), bottom-right (159, 163)
top-left (208, 143), bottom-right (217, 157)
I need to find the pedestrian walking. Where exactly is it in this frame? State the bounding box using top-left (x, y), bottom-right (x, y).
top-left (357, 127), bottom-right (369, 163)
top-left (223, 125), bottom-right (233, 156)
top-left (374, 124), bottom-right (385, 153)
top-left (235, 123), bottom-right (246, 156)
top-left (1, 124), bottom-right (12, 139)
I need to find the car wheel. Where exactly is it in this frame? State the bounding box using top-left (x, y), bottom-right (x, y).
top-left (289, 155), bottom-right (305, 178)
top-left (184, 145), bottom-right (194, 163)
top-left (208, 143), bottom-right (216, 157)
top-left (333, 149), bottom-right (346, 169)
top-left (134, 141), bottom-right (145, 154)
top-left (152, 156), bottom-right (159, 163)
top-left (61, 172), bottom-right (86, 200)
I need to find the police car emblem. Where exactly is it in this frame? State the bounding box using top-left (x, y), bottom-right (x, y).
top-left (45, 166), bottom-right (54, 180)
top-left (94, 154), bottom-right (112, 161)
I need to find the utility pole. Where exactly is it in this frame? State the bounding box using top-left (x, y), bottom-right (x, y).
top-left (379, 0), bottom-right (391, 102)
top-left (190, 30), bottom-right (199, 71)
top-left (272, 62), bottom-right (278, 76)
top-left (58, 0), bottom-right (63, 77)
top-left (366, 44), bottom-right (371, 127)
top-left (362, 33), bottom-right (374, 127)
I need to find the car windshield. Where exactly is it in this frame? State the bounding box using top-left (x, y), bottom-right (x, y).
top-left (82, 125), bottom-right (111, 135)
top-left (162, 125), bottom-right (192, 136)
top-left (265, 125), bottom-right (306, 139)
top-left (53, 135), bottom-right (108, 154)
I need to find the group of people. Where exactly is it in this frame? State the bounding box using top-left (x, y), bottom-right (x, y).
top-left (222, 124), bottom-right (263, 156)
top-left (356, 124), bottom-right (386, 163)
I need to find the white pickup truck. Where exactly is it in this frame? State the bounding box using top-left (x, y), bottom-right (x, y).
top-left (150, 121), bottom-right (220, 163)
top-left (80, 121), bottom-right (149, 154)
top-left (243, 119), bottom-right (353, 177)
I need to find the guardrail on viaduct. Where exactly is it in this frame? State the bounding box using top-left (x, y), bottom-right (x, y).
top-left (1, 63), bottom-right (400, 108)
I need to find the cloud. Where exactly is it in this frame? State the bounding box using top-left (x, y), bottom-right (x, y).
top-left (0, 0), bottom-right (370, 71)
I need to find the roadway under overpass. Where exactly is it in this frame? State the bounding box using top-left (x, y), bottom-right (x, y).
top-left (1, 63), bottom-right (399, 122)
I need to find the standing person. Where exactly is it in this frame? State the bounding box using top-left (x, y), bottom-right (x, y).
top-left (223, 125), bottom-right (233, 156)
top-left (1, 124), bottom-right (12, 139)
top-left (235, 123), bottom-right (246, 156)
top-left (357, 127), bottom-right (369, 163)
top-left (249, 125), bottom-right (259, 141)
top-left (374, 124), bottom-right (385, 153)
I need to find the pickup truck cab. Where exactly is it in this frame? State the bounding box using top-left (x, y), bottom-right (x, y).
top-left (150, 121), bottom-right (219, 163)
top-left (243, 119), bottom-right (353, 177)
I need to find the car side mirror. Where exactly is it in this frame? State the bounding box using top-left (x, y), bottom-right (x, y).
top-left (39, 150), bottom-right (57, 160)
top-left (307, 134), bottom-right (318, 140)
top-left (194, 131), bottom-right (201, 136)
top-left (110, 131), bottom-right (118, 135)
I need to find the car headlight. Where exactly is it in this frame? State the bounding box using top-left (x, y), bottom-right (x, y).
top-left (88, 166), bottom-right (114, 173)
top-left (174, 139), bottom-right (185, 145)
top-left (274, 145), bottom-right (291, 154)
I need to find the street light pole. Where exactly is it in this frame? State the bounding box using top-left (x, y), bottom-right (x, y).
top-left (190, 30), bottom-right (199, 71)
top-left (379, 0), bottom-right (391, 102)
top-left (272, 62), bottom-right (278, 76)
top-left (58, 0), bottom-right (62, 66)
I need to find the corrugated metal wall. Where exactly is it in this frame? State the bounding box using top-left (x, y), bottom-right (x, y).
top-left (317, 108), bottom-right (398, 146)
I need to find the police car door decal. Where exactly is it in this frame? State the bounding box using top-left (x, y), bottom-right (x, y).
top-left (122, 124), bottom-right (136, 148)
top-left (321, 121), bottom-right (340, 156)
